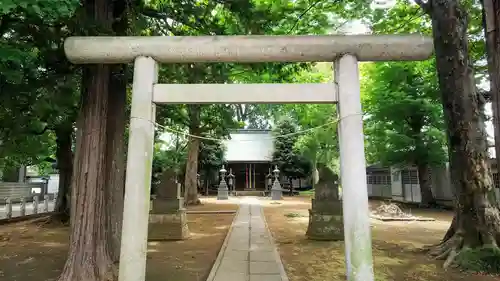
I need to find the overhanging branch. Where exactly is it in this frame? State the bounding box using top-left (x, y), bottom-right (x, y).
top-left (414, 0), bottom-right (432, 14)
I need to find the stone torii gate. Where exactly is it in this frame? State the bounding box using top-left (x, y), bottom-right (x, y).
top-left (64, 34), bottom-right (433, 281)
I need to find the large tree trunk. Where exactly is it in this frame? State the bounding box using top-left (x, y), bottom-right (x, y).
top-left (53, 123), bottom-right (74, 223)
top-left (482, 0), bottom-right (500, 199)
top-left (184, 105), bottom-right (201, 205)
top-left (57, 0), bottom-right (116, 280)
top-left (418, 0), bottom-right (500, 268)
top-left (104, 64), bottom-right (127, 264)
top-left (416, 163), bottom-right (436, 206)
top-left (58, 64), bottom-right (116, 281)
top-left (104, 0), bottom-right (128, 264)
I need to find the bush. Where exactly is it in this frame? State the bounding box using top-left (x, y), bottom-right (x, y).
top-left (454, 245), bottom-right (500, 273)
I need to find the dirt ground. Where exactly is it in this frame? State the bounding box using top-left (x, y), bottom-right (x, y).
top-left (262, 196), bottom-right (500, 281)
top-left (0, 197), bottom-right (238, 281)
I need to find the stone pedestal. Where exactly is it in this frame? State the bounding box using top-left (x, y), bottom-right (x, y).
top-left (149, 208), bottom-right (190, 241)
top-left (218, 166), bottom-right (229, 200)
top-left (271, 188), bottom-right (282, 200)
top-left (306, 163), bottom-right (344, 241)
top-left (271, 179), bottom-right (283, 200)
top-left (306, 199), bottom-right (344, 240)
top-left (149, 170), bottom-right (189, 240)
top-left (217, 186), bottom-right (229, 200)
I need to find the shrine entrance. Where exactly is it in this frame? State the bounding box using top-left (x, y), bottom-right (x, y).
top-left (64, 34), bottom-right (433, 281)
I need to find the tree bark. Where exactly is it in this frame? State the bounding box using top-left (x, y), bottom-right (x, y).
top-left (416, 163), bottom-right (436, 206)
top-left (481, 0), bottom-right (500, 200)
top-left (419, 0), bottom-right (500, 268)
top-left (104, 0), bottom-right (129, 264)
top-left (104, 64), bottom-right (127, 263)
top-left (184, 104), bottom-right (201, 205)
top-left (53, 123), bottom-right (74, 223)
top-left (57, 0), bottom-right (116, 280)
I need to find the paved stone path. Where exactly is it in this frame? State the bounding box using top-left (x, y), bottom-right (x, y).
top-left (207, 197), bottom-right (288, 281)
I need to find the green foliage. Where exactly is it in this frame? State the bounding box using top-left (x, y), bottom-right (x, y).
top-left (0, 0), bottom-right (79, 172)
top-left (151, 139), bottom-right (187, 188)
top-left (199, 140), bottom-right (225, 174)
top-left (272, 118), bottom-right (312, 180)
top-left (361, 60), bottom-right (447, 167)
top-left (274, 63), bottom-right (339, 172)
top-left (454, 246), bottom-right (500, 273)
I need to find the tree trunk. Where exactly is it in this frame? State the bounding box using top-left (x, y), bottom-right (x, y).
top-left (53, 123), bottom-right (74, 223)
top-left (421, 0), bottom-right (500, 268)
top-left (57, 0), bottom-right (116, 280)
top-left (104, 64), bottom-right (127, 263)
top-left (184, 105), bottom-right (201, 205)
top-left (104, 0), bottom-right (129, 264)
top-left (416, 163), bottom-right (436, 206)
top-left (481, 0), bottom-right (500, 200)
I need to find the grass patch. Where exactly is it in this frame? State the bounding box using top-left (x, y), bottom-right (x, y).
top-left (299, 190), bottom-right (315, 196)
top-left (455, 246), bottom-right (500, 274)
top-left (284, 212), bottom-right (306, 218)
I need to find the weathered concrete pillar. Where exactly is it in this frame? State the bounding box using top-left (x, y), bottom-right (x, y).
top-left (306, 164), bottom-right (343, 240)
top-left (32, 195), bottom-right (39, 214)
top-left (271, 166), bottom-right (283, 200)
top-left (217, 166), bottom-right (229, 200)
top-left (336, 54), bottom-right (374, 281)
top-left (43, 194), bottom-right (50, 213)
top-left (149, 170), bottom-right (189, 240)
top-left (119, 56), bottom-right (158, 281)
top-left (20, 197), bottom-right (26, 216)
top-left (5, 198), bottom-right (12, 219)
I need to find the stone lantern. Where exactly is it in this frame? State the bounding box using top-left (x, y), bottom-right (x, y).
top-left (271, 165), bottom-right (283, 200)
top-left (217, 165), bottom-right (229, 200)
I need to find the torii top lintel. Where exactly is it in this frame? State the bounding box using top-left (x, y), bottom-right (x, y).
top-left (64, 34), bottom-right (433, 64)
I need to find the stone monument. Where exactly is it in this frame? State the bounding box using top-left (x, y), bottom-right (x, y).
top-left (149, 169), bottom-right (189, 240)
top-left (271, 166), bottom-right (283, 200)
top-left (217, 165), bottom-right (229, 200)
top-left (306, 163), bottom-right (344, 240)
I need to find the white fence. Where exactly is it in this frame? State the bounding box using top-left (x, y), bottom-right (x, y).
top-left (0, 180), bottom-right (58, 220)
top-left (0, 193), bottom-right (57, 220)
